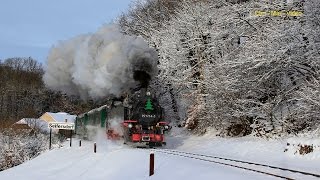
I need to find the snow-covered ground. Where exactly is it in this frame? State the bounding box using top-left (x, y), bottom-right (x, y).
top-left (167, 132), bottom-right (320, 175)
top-left (0, 128), bottom-right (319, 180)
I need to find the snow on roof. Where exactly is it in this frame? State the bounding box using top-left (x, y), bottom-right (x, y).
top-left (15, 118), bottom-right (50, 133)
top-left (15, 118), bottom-right (45, 125)
top-left (78, 104), bottom-right (109, 117)
top-left (15, 118), bottom-right (28, 124)
top-left (47, 112), bottom-right (76, 123)
top-left (87, 105), bottom-right (109, 114)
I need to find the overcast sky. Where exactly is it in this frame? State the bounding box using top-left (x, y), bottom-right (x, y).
top-left (0, 0), bottom-right (132, 64)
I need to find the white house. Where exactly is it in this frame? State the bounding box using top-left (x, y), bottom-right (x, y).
top-left (13, 112), bottom-right (76, 134)
top-left (39, 112), bottom-right (77, 134)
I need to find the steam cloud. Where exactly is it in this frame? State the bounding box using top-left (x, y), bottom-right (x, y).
top-left (108, 117), bottom-right (124, 136)
top-left (43, 25), bottom-right (158, 99)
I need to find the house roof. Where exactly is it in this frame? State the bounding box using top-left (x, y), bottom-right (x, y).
top-left (40, 112), bottom-right (76, 123)
top-left (15, 118), bottom-right (28, 124)
top-left (14, 118), bottom-right (50, 132)
top-left (14, 113), bottom-right (76, 133)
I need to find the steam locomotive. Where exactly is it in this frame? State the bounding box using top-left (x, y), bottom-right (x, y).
top-left (75, 88), bottom-right (169, 147)
top-left (120, 89), bottom-right (169, 147)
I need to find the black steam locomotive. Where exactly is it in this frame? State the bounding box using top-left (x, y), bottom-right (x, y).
top-left (75, 88), bottom-right (169, 147)
top-left (120, 89), bottom-right (169, 147)
top-left (76, 68), bottom-right (169, 147)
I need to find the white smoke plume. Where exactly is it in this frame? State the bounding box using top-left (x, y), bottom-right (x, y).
top-left (108, 117), bottom-right (124, 136)
top-left (86, 125), bottom-right (124, 150)
top-left (84, 117), bottom-right (123, 139)
top-left (43, 25), bottom-right (158, 99)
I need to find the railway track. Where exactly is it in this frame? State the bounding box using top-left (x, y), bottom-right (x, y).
top-left (153, 149), bottom-right (320, 180)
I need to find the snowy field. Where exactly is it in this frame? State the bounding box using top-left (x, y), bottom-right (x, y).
top-left (0, 129), bottom-right (319, 180)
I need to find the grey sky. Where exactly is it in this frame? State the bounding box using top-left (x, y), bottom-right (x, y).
top-left (0, 0), bottom-right (132, 64)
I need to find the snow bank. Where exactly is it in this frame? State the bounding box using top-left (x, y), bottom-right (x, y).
top-left (0, 138), bottom-right (273, 180)
top-left (169, 130), bottom-right (320, 174)
top-left (1, 127), bottom-right (319, 179)
top-left (285, 137), bottom-right (320, 160)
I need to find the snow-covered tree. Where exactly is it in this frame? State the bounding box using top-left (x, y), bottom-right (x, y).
top-left (0, 129), bottom-right (55, 171)
top-left (119, 0), bottom-right (320, 136)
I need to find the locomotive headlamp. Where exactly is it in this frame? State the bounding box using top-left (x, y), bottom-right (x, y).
top-left (146, 91), bottom-right (151, 96)
top-left (128, 123), bottom-right (133, 128)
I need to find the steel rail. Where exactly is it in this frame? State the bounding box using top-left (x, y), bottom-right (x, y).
top-left (155, 150), bottom-right (293, 179)
top-left (158, 149), bottom-right (320, 178)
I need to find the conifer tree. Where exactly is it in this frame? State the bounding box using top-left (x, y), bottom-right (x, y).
top-left (145, 98), bottom-right (154, 111)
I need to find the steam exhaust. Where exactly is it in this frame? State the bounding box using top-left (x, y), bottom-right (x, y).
top-left (43, 25), bottom-right (158, 99)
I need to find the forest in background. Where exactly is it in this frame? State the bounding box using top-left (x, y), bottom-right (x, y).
top-left (0, 57), bottom-right (99, 171)
top-left (0, 0), bottom-right (319, 138)
top-left (118, 0), bottom-right (320, 137)
top-left (0, 57), bottom-right (98, 128)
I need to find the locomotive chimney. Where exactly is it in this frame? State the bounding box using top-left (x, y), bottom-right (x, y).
top-left (140, 88), bottom-right (147, 98)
